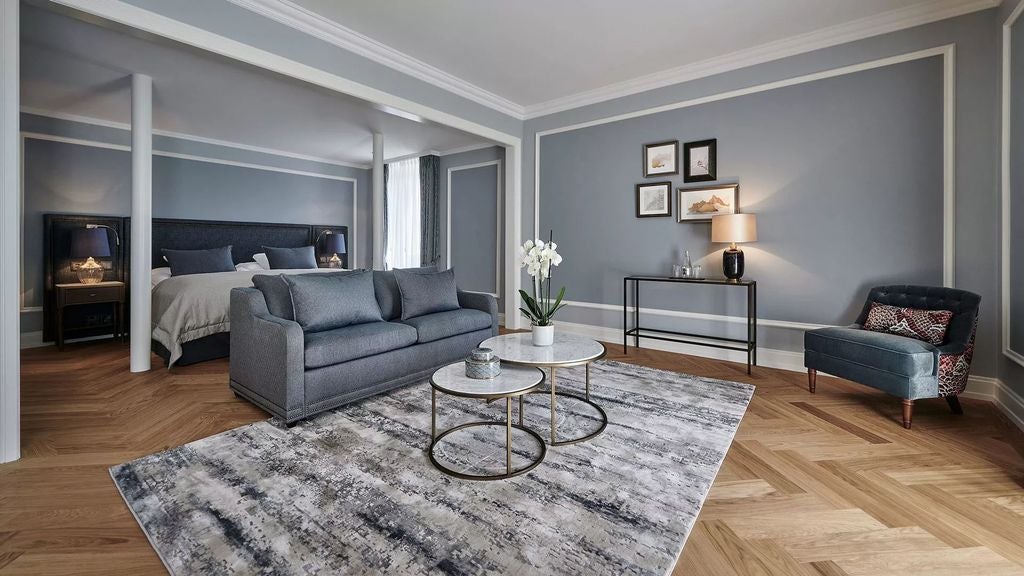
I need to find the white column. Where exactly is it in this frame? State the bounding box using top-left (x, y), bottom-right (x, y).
top-left (0, 0), bottom-right (20, 463)
top-left (504, 144), bottom-right (522, 329)
top-left (372, 132), bottom-right (385, 270)
top-left (130, 74), bottom-right (152, 372)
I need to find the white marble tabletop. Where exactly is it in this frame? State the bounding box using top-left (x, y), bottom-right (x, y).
top-left (430, 362), bottom-right (544, 398)
top-left (480, 332), bottom-right (605, 366)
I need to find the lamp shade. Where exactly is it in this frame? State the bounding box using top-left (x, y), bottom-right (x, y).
top-left (321, 233), bottom-right (346, 255)
top-left (70, 228), bottom-right (111, 258)
top-left (711, 214), bottom-right (757, 243)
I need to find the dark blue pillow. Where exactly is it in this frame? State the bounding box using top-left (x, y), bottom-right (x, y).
top-left (394, 268), bottom-right (460, 320)
top-left (162, 246), bottom-right (235, 276)
top-left (264, 245), bottom-right (317, 270)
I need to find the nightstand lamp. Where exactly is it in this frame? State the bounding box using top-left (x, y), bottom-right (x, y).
top-left (70, 227), bottom-right (111, 284)
top-left (320, 232), bottom-right (347, 268)
top-left (711, 213), bottom-right (757, 280)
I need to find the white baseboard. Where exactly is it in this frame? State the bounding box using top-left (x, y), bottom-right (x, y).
top-left (556, 320), bottom-right (1024, 432)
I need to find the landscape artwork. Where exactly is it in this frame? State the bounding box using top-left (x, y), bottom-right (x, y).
top-left (643, 140), bottom-right (679, 177)
top-left (636, 182), bottom-right (672, 217)
top-left (677, 184), bottom-right (737, 222)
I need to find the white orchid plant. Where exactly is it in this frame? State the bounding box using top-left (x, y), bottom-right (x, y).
top-left (518, 232), bottom-right (565, 327)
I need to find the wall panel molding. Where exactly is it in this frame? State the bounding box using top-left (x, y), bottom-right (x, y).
top-left (1002, 2), bottom-right (1024, 368)
top-left (446, 160), bottom-right (502, 297)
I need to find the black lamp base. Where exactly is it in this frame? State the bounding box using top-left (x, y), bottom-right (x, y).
top-left (723, 248), bottom-right (745, 280)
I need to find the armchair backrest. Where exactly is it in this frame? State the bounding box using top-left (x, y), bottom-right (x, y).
top-left (856, 285), bottom-right (980, 347)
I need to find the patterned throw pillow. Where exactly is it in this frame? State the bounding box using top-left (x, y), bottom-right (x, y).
top-left (863, 302), bottom-right (953, 345)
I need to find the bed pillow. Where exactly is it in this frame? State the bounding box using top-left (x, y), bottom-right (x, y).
top-left (235, 262), bottom-right (263, 272)
top-left (264, 245), bottom-right (317, 270)
top-left (150, 267), bottom-right (172, 288)
top-left (283, 270), bottom-right (382, 332)
top-left (864, 302), bottom-right (953, 345)
top-left (372, 264), bottom-right (439, 320)
top-left (252, 253), bottom-right (270, 270)
top-left (161, 246), bottom-right (235, 276)
top-left (394, 268), bottom-right (460, 321)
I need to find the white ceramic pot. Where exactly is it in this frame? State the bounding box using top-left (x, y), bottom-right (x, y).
top-left (532, 323), bottom-right (554, 346)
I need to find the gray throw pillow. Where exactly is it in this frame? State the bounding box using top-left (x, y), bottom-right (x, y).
top-left (394, 268), bottom-right (460, 321)
top-left (283, 270), bottom-right (382, 332)
top-left (162, 246), bottom-right (235, 276)
top-left (264, 245), bottom-right (317, 269)
top-left (253, 270), bottom-right (361, 320)
top-left (373, 264), bottom-right (439, 320)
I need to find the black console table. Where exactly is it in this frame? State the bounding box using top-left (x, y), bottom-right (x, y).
top-left (622, 276), bottom-right (757, 374)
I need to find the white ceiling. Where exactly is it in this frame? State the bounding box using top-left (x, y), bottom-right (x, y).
top-left (20, 4), bottom-right (493, 166)
top-left (283, 0), bottom-right (992, 114)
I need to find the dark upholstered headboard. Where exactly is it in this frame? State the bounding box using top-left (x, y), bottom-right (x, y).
top-left (150, 218), bottom-right (349, 269)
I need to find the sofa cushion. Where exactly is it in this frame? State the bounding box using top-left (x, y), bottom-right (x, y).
top-left (400, 308), bottom-right (492, 343)
top-left (252, 270), bottom-right (360, 321)
top-left (394, 268), bottom-right (460, 321)
top-left (303, 321), bottom-right (417, 369)
top-left (283, 270), bottom-right (382, 332)
top-left (264, 245), bottom-right (317, 269)
top-left (863, 302), bottom-right (953, 345)
top-left (162, 246), bottom-right (235, 276)
top-left (805, 326), bottom-right (937, 378)
top-left (372, 265), bottom-right (438, 320)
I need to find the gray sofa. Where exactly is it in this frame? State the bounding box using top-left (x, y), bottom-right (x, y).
top-left (229, 269), bottom-right (498, 424)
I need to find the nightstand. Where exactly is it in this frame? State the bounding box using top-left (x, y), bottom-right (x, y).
top-left (54, 281), bottom-right (126, 350)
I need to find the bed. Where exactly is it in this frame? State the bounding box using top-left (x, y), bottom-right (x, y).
top-left (149, 218), bottom-right (350, 367)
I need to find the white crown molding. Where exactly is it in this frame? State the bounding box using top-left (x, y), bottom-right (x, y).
top-left (523, 0), bottom-right (996, 119)
top-left (20, 106), bottom-right (372, 170)
top-left (224, 0), bottom-right (526, 120)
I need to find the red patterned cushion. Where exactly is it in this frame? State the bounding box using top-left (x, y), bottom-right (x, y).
top-left (863, 303), bottom-right (953, 345)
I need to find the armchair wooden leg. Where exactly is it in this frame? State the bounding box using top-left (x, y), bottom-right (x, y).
top-left (945, 395), bottom-right (964, 415)
top-left (807, 369), bottom-right (816, 393)
top-left (901, 399), bottom-right (914, 429)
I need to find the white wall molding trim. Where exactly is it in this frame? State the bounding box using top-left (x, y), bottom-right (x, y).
top-left (524, 0), bottom-right (992, 118)
top-left (563, 300), bottom-right (830, 332)
top-left (1002, 2), bottom-right (1024, 368)
top-left (1, 0), bottom-right (20, 463)
top-left (535, 45), bottom-right (957, 295)
top-left (21, 107), bottom-right (372, 170)
top-left (19, 131), bottom-right (361, 274)
top-left (446, 160), bottom-right (502, 298)
top-left (224, 0), bottom-right (526, 120)
top-left (555, 319), bottom-right (1023, 431)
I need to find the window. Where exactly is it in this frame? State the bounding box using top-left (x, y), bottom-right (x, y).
top-left (384, 157), bottom-right (421, 269)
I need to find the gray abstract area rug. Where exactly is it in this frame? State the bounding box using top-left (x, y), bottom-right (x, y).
top-left (110, 360), bottom-right (754, 575)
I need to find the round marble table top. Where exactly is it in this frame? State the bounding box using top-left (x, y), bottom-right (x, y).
top-left (430, 362), bottom-right (544, 399)
top-left (481, 332), bottom-right (606, 367)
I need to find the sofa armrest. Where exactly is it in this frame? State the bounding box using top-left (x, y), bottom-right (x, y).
top-left (458, 289), bottom-right (499, 335)
top-left (229, 287), bottom-right (306, 420)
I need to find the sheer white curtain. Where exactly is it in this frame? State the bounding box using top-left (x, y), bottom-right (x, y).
top-left (384, 157), bottom-right (421, 269)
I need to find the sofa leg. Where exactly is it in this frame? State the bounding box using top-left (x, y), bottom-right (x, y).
top-left (945, 395), bottom-right (964, 415)
top-left (901, 399), bottom-right (914, 429)
top-left (807, 369), bottom-right (816, 393)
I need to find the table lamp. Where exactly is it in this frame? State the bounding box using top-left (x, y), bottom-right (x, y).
top-left (711, 213), bottom-right (757, 280)
top-left (320, 232), bottom-right (347, 268)
top-left (71, 227), bottom-right (111, 284)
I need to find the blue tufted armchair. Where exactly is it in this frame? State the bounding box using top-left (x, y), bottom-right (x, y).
top-left (804, 285), bottom-right (980, 429)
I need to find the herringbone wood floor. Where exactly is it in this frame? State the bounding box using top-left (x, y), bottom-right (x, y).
top-left (3, 340), bottom-right (1024, 575)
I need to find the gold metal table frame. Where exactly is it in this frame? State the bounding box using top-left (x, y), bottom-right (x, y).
top-left (428, 369), bottom-right (547, 481)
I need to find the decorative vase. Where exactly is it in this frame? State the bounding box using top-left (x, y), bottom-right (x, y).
top-left (532, 323), bottom-right (554, 346)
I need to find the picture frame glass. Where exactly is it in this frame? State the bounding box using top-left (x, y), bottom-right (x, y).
top-left (645, 143), bottom-right (677, 175)
top-left (637, 184), bottom-right (670, 216)
top-left (678, 185), bottom-right (737, 221)
top-left (689, 146), bottom-right (710, 176)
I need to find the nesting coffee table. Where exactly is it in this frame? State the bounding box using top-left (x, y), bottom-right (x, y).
top-left (429, 362), bottom-right (547, 481)
top-left (481, 333), bottom-right (608, 446)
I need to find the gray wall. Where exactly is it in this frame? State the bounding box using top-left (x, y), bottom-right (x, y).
top-left (440, 147), bottom-right (504, 299)
top-left (525, 9), bottom-right (1001, 379)
top-left (20, 113), bottom-right (370, 333)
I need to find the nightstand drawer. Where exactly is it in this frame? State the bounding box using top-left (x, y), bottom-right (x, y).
top-left (62, 285), bottom-right (122, 305)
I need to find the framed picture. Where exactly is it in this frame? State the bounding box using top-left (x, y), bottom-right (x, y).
top-left (683, 139), bottom-right (717, 182)
top-left (643, 140), bottom-right (679, 177)
top-left (677, 183), bottom-right (737, 222)
top-left (635, 182), bottom-right (672, 218)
